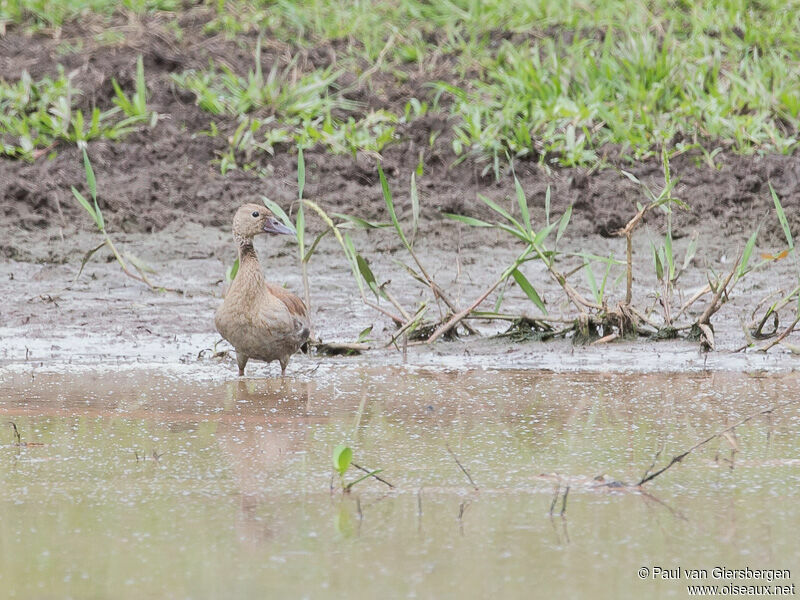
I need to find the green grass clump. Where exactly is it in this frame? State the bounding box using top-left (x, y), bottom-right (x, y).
top-left (6, 0), bottom-right (800, 166)
top-left (0, 0), bottom-right (178, 28)
top-left (0, 70), bottom-right (128, 159)
top-left (440, 29), bottom-right (800, 165)
top-left (0, 59), bottom-right (153, 160)
top-left (206, 0), bottom-right (800, 166)
top-left (174, 38), bottom-right (400, 168)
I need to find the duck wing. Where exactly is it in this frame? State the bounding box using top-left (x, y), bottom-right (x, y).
top-left (264, 283), bottom-right (311, 343)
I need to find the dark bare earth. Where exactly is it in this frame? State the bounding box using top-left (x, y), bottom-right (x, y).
top-left (2, 8), bottom-right (800, 258)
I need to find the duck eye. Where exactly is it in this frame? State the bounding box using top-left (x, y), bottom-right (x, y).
top-left (251, 211), bottom-right (260, 218)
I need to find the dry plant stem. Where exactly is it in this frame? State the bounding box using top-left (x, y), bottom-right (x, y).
top-left (626, 233), bottom-right (633, 304)
top-left (591, 333), bottom-right (619, 345)
top-left (533, 243), bottom-right (599, 313)
top-left (547, 268), bottom-right (595, 313)
top-left (386, 305), bottom-right (427, 348)
top-left (446, 444), bottom-right (479, 491)
top-left (427, 268), bottom-right (508, 342)
top-left (313, 341), bottom-right (371, 352)
top-left (363, 298), bottom-right (404, 326)
top-left (616, 203), bottom-right (659, 305)
top-left (405, 243), bottom-right (478, 335)
top-left (104, 236), bottom-right (179, 293)
top-left (758, 315), bottom-right (800, 352)
top-left (696, 252), bottom-right (742, 326)
top-left (351, 462), bottom-right (395, 489)
top-left (627, 305), bottom-right (660, 330)
top-left (674, 284), bottom-right (711, 320)
top-left (637, 399), bottom-right (800, 486)
top-left (382, 286), bottom-right (413, 322)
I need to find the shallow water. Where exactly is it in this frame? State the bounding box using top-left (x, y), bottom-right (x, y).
top-left (1, 368), bottom-right (798, 599)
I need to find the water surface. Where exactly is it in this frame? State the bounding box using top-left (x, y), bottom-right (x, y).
top-left (1, 368), bottom-right (798, 598)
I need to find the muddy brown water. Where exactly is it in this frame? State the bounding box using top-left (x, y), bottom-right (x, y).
top-left (1, 368), bottom-right (798, 598)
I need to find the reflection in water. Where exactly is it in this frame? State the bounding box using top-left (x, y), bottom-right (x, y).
top-left (0, 368), bottom-right (799, 599)
top-left (217, 379), bottom-right (311, 547)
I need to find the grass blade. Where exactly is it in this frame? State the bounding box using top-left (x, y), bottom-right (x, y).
top-left (511, 268), bottom-right (547, 314)
top-left (556, 204), bottom-right (572, 244)
top-left (514, 176), bottom-right (533, 239)
top-left (478, 194), bottom-right (525, 234)
top-left (545, 185), bottom-right (551, 227)
top-left (442, 213), bottom-right (492, 227)
top-left (651, 241), bottom-right (664, 281)
top-left (81, 149), bottom-right (103, 230)
top-left (296, 201), bottom-right (305, 258)
top-left (332, 213), bottom-right (390, 229)
top-left (261, 197), bottom-right (296, 234)
top-left (583, 259), bottom-right (599, 304)
top-left (297, 146), bottom-right (306, 200)
top-left (71, 187), bottom-right (102, 231)
top-left (355, 252), bottom-right (382, 299)
top-left (737, 229), bottom-right (759, 279)
top-left (411, 172), bottom-right (420, 244)
top-left (378, 164), bottom-right (410, 249)
top-left (771, 183), bottom-right (794, 252)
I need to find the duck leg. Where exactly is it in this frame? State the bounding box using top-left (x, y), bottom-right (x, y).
top-left (237, 352), bottom-right (249, 376)
top-left (279, 357), bottom-right (288, 378)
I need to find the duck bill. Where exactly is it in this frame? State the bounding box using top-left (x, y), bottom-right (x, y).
top-left (263, 218), bottom-right (295, 236)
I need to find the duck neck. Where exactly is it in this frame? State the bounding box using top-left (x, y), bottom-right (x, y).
top-left (235, 235), bottom-right (264, 285)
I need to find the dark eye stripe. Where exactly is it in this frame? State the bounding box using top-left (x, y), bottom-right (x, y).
top-left (252, 211), bottom-right (260, 217)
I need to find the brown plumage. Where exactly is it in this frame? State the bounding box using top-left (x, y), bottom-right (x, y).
top-left (215, 203), bottom-right (310, 376)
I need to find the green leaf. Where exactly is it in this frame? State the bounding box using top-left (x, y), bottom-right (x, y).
top-left (771, 183), bottom-right (794, 251)
top-left (135, 55), bottom-right (146, 113)
top-left (620, 170), bottom-right (641, 184)
top-left (583, 260), bottom-right (600, 304)
top-left (378, 164), bottom-right (410, 249)
top-left (355, 252), bottom-right (382, 299)
top-left (124, 252), bottom-right (157, 274)
top-left (356, 325), bottom-right (373, 343)
top-left (651, 241), bottom-right (664, 281)
top-left (76, 241), bottom-right (106, 280)
top-left (556, 204), bottom-right (572, 243)
top-left (442, 213), bottom-right (492, 227)
top-left (82, 149), bottom-right (103, 231)
top-left (82, 149), bottom-right (97, 201)
top-left (544, 185), bottom-right (551, 227)
top-left (514, 176), bottom-right (532, 238)
top-left (304, 229), bottom-right (331, 263)
top-left (297, 147), bottom-right (305, 200)
top-left (332, 445), bottom-right (352, 476)
top-left (71, 187), bottom-right (103, 231)
top-left (738, 229), bottom-right (759, 279)
top-left (411, 172), bottom-right (420, 242)
top-left (226, 257), bottom-right (240, 282)
top-left (345, 469), bottom-right (382, 491)
top-left (332, 213), bottom-right (390, 229)
top-left (261, 197), bottom-right (296, 233)
top-left (511, 268), bottom-right (547, 314)
top-left (532, 221), bottom-right (558, 246)
top-left (478, 194), bottom-right (525, 235)
top-left (665, 230), bottom-right (675, 281)
top-left (682, 235), bottom-right (698, 271)
top-left (341, 233), bottom-right (364, 294)
top-left (296, 201), bottom-right (305, 258)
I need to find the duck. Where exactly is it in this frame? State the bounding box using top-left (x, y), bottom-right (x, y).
top-left (215, 203), bottom-right (310, 377)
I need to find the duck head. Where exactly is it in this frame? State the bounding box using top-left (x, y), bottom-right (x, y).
top-left (232, 203), bottom-right (295, 240)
